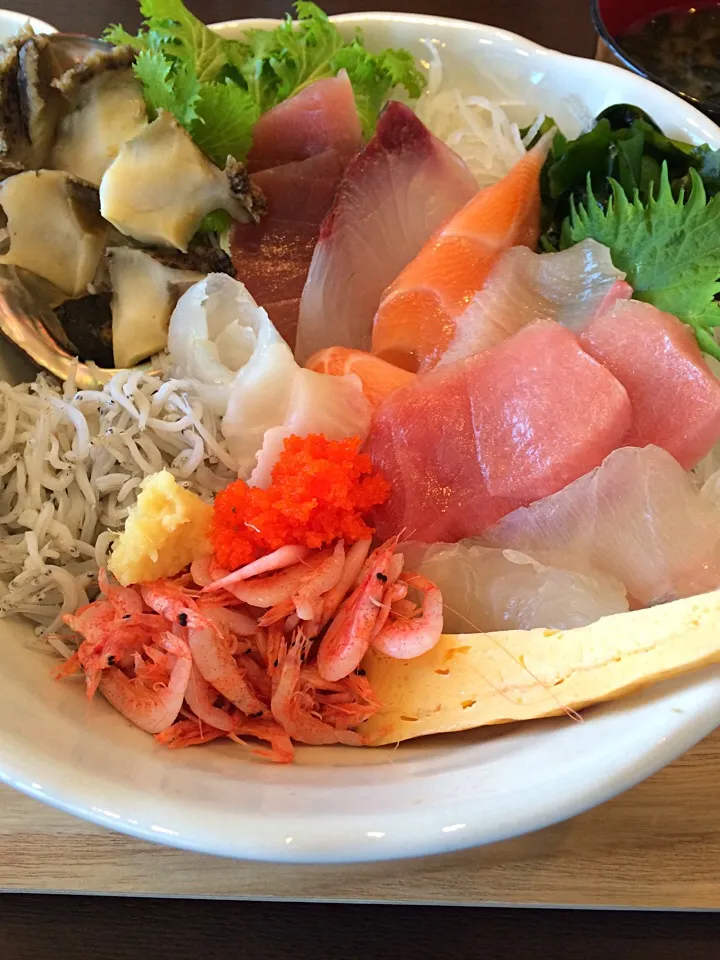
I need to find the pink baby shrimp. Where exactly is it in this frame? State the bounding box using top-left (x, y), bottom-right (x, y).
top-left (271, 631), bottom-right (365, 746)
top-left (184, 664), bottom-right (235, 733)
top-left (187, 624), bottom-right (268, 718)
top-left (316, 538), bottom-right (398, 682)
top-left (317, 539), bottom-right (372, 629)
top-left (98, 570), bottom-right (143, 617)
top-left (203, 545), bottom-right (311, 592)
top-left (371, 572), bottom-right (443, 660)
top-left (155, 718), bottom-right (228, 749)
top-left (98, 632), bottom-right (192, 735)
top-left (140, 579), bottom-right (201, 624)
top-left (260, 541), bottom-right (347, 628)
top-left (219, 546), bottom-right (341, 609)
top-left (231, 717), bottom-right (295, 764)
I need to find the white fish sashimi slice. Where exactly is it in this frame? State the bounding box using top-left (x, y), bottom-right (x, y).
top-left (400, 541), bottom-right (628, 633)
top-left (483, 445), bottom-right (720, 606)
top-left (438, 239), bottom-right (631, 367)
top-left (249, 370), bottom-right (372, 488)
top-left (167, 273), bottom-right (285, 415)
top-left (295, 101), bottom-right (478, 363)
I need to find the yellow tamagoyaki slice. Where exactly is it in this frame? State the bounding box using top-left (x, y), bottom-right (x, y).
top-left (361, 589), bottom-right (720, 745)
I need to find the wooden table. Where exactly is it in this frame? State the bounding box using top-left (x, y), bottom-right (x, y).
top-left (3, 0), bottom-right (719, 918)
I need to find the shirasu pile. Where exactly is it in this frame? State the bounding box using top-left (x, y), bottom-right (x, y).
top-left (0, 367), bottom-right (237, 644)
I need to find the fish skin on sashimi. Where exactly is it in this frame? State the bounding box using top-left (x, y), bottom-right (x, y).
top-left (230, 150), bottom-right (344, 348)
top-left (295, 101), bottom-right (478, 363)
top-left (370, 131), bottom-right (552, 373)
top-left (247, 72), bottom-right (363, 172)
top-left (437, 239), bottom-right (632, 367)
top-left (483, 445), bottom-right (720, 606)
top-left (367, 322), bottom-right (632, 542)
top-left (578, 300), bottom-right (720, 470)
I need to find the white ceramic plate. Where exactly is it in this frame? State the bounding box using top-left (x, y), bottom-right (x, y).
top-left (0, 8), bottom-right (55, 42)
top-left (1, 13), bottom-right (720, 865)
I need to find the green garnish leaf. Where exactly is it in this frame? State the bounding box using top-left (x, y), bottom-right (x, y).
top-left (564, 165), bottom-right (720, 359)
top-left (331, 41), bottom-right (425, 136)
top-left (134, 47), bottom-right (201, 127)
top-left (105, 0), bottom-right (425, 166)
top-left (197, 209), bottom-right (232, 234)
top-left (138, 0), bottom-right (228, 81)
top-left (191, 81), bottom-right (260, 166)
top-left (102, 23), bottom-right (147, 49)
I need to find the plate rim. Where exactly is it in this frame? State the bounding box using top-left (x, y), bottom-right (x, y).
top-left (0, 11), bottom-right (719, 865)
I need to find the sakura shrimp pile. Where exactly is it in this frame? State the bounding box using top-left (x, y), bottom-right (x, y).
top-left (57, 539), bottom-right (443, 762)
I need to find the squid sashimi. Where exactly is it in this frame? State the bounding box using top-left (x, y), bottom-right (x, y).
top-left (578, 300), bottom-right (720, 469)
top-left (437, 239), bottom-right (632, 367)
top-left (367, 322), bottom-right (632, 542)
top-left (483, 445), bottom-right (720, 606)
top-left (247, 72), bottom-right (363, 172)
top-left (231, 150), bottom-right (344, 348)
top-left (305, 347), bottom-right (414, 408)
top-left (400, 541), bottom-right (628, 632)
top-left (167, 275), bottom-right (371, 480)
top-left (295, 102), bottom-right (477, 362)
top-left (370, 131), bottom-right (552, 372)
top-left (248, 368), bottom-right (372, 488)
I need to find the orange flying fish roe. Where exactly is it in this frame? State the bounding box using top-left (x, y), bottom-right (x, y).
top-left (211, 434), bottom-right (391, 571)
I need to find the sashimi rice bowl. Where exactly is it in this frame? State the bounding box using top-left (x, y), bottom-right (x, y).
top-left (1, 1), bottom-right (720, 857)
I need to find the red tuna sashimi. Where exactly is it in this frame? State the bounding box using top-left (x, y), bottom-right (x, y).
top-left (295, 101), bottom-right (477, 363)
top-left (578, 301), bottom-right (720, 469)
top-left (231, 150), bottom-right (344, 348)
top-left (483, 445), bottom-right (720, 605)
top-left (367, 322), bottom-right (632, 542)
top-left (248, 72), bottom-right (363, 172)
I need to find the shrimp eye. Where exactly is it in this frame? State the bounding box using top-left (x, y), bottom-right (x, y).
top-left (107, 656), bottom-right (115, 665)
top-left (177, 612), bottom-right (188, 627)
top-left (376, 572), bottom-right (388, 583)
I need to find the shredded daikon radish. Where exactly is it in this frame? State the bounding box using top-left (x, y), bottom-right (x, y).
top-left (415, 39), bottom-right (529, 186)
top-left (0, 369), bottom-right (237, 636)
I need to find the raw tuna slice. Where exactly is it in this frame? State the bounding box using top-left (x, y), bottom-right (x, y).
top-left (367, 321), bottom-right (632, 542)
top-left (231, 150), bottom-right (344, 348)
top-left (578, 300), bottom-right (720, 469)
top-left (438, 239), bottom-right (632, 367)
top-left (248, 72), bottom-right (363, 172)
top-left (400, 540), bottom-right (628, 633)
top-left (295, 101), bottom-right (477, 363)
top-left (483, 445), bottom-right (720, 606)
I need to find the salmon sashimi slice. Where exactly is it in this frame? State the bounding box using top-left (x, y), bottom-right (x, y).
top-left (371, 132), bottom-right (553, 372)
top-left (366, 321), bottom-right (632, 542)
top-left (578, 300), bottom-right (720, 470)
top-left (306, 347), bottom-right (414, 408)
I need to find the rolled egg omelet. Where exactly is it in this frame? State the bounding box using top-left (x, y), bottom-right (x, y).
top-left (361, 590), bottom-right (720, 745)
